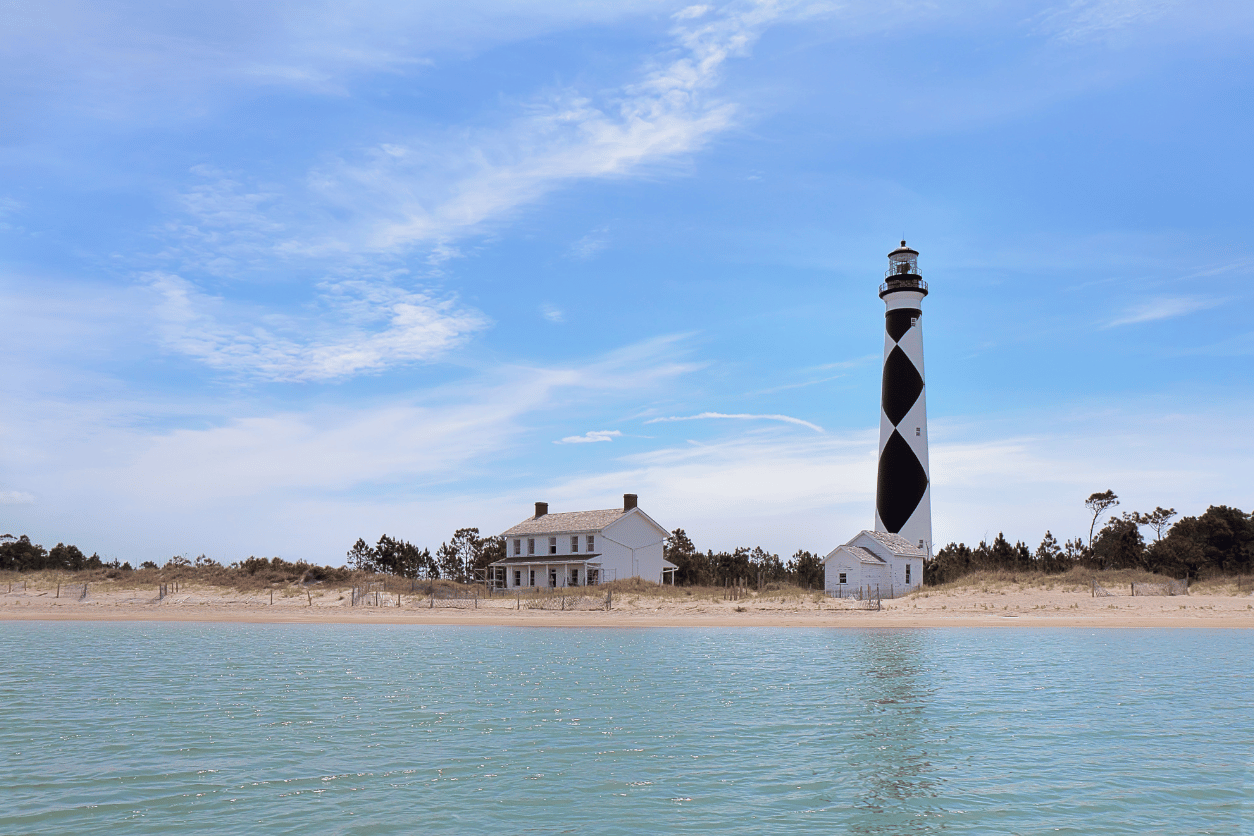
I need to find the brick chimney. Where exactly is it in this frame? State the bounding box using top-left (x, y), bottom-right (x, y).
top-left (623, 494), bottom-right (638, 511)
top-left (535, 501), bottom-right (548, 518)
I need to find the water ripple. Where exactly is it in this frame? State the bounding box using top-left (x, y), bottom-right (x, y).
top-left (0, 624), bottom-right (1249, 834)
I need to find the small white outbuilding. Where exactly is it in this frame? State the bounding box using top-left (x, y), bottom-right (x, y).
top-left (822, 530), bottom-right (925, 597)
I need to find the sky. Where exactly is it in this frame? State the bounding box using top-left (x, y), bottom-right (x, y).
top-left (2, 0), bottom-right (1252, 565)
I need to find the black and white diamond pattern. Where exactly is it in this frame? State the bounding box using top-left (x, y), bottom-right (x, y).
top-left (877, 306), bottom-right (930, 542)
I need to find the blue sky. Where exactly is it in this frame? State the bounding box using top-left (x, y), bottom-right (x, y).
top-left (2, 0), bottom-right (1252, 564)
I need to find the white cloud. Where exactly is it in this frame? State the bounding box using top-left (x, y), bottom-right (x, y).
top-left (1106, 295), bottom-right (1219, 327)
top-left (1039, 0), bottom-right (1175, 42)
top-left (555, 430), bottom-right (623, 444)
top-left (306, 0), bottom-right (801, 253)
top-left (0, 0), bottom-right (687, 110)
top-left (646, 411), bottom-right (825, 432)
top-left (530, 401), bottom-right (1254, 555)
top-left (149, 272), bottom-right (489, 381)
top-left (0, 491), bottom-right (36, 505)
top-left (569, 226), bottom-right (610, 259)
top-left (749, 373), bottom-right (848, 395)
top-left (675, 5), bottom-right (714, 21)
top-left (540, 304), bottom-right (565, 323)
top-left (0, 334), bottom-right (702, 561)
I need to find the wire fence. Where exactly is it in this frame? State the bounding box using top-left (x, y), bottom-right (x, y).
top-left (1093, 578), bottom-right (1189, 597)
top-left (351, 582), bottom-right (388, 607)
top-left (427, 589), bottom-right (483, 609)
top-left (826, 584), bottom-right (912, 602)
top-left (1131, 580), bottom-right (1189, 596)
top-left (58, 582), bottom-right (88, 600)
top-left (521, 590), bottom-right (612, 611)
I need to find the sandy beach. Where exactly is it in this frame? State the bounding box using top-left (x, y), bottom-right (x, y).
top-left (3, 577), bottom-right (1252, 628)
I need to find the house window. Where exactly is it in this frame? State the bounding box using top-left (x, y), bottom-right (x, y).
top-left (589, 569), bottom-right (599, 585)
top-left (587, 535), bottom-right (594, 552)
top-left (513, 539), bottom-right (521, 556)
top-left (514, 570), bottom-right (521, 587)
top-left (918, 540), bottom-right (924, 548)
top-left (906, 565), bottom-right (911, 584)
top-left (570, 568), bottom-right (579, 586)
top-left (529, 570), bottom-right (535, 587)
top-left (571, 536), bottom-right (579, 552)
top-left (528, 538), bottom-right (535, 556)
top-left (839, 572), bottom-right (847, 584)
top-left (549, 569), bottom-right (557, 587)
top-left (549, 537), bottom-right (557, 555)
top-left (916, 427), bottom-right (920, 436)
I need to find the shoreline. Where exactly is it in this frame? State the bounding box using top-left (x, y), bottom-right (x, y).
top-left (3, 584), bottom-right (1252, 628)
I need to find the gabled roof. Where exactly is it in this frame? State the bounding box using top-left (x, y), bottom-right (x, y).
top-left (821, 544), bottom-right (885, 565)
top-left (847, 546), bottom-right (886, 565)
top-left (501, 509), bottom-right (624, 537)
top-left (856, 530), bottom-right (926, 557)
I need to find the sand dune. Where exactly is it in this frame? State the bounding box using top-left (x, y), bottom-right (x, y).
top-left (2, 579), bottom-right (1252, 627)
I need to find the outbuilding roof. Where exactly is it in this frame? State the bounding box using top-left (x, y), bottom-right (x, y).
top-left (501, 509), bottom-right (625, 537)
top-left (847, 546), bottom-right (886, 564)
top-left (859, 530), bottom-right (926, 556)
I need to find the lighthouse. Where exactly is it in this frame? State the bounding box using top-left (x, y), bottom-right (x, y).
top-left (875, 241), bottom-right (932, 557)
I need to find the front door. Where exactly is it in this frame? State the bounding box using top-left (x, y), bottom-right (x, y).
top-left (549, 569), bottom-right (557, 587)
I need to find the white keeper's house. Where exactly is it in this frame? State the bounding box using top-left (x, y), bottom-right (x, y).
top-left (822, 530), bottom-right (925, 597)
top-left (489, 494), bottom-right (674, 589)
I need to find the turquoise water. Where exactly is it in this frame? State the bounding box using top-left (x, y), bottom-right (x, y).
top-left (1, 624), bottom-right (1250, 835)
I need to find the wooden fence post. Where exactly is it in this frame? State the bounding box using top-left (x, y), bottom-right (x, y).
top-left (56, 583), bottom-right (60, 598)
top-left (307, 589), bottom-right (312, 607)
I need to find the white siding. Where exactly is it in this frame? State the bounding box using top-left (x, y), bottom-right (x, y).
top-left (823, 548), bottom-right (888, 593)
top-left (600, 511), bottom-right (667, 583)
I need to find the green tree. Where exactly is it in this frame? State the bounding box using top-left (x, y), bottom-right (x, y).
top-left (664, 529), bottom-right (710, 586)
top-left (788, 549), bottom-right (823, 588)
top-left (0, 536), bottom-right (48, 571)
top-left (1132, 507), bottom-right (1177, 542)
top-left (48, 543), bottom-right (87, 571)
top-left (1152, 505), bottom-right (1253, 577)
top-left (472, 536), bottom-right (505, 583)
top-left (347, 538), bottom-right (376, 572)
top-left (925, 542), bottom-right (972, 586)
top-left (437, 528), bottom-right (483, 584)
top-left (1034, 531), bottom-right (1066, 574)
top-left (1085, 490), bottom-right (1119, 548)
top-left (1091, 515), bottom-right (1145, 570)
top-left (748, 547), bottom-right (787, 584)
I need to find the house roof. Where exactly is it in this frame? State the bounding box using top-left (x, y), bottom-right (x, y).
top-left (857, 530), bottom-right (926, 556)
top-left (501, 509), bottom-right (624, 537)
